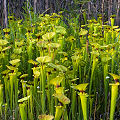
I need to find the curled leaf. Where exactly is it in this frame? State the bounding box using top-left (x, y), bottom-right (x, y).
top-left (6, 65), bottom-right (17, 70)
top-left (48, 43), bottom-right (61, 49)
top-left (79, 28), bottom-right (88, 36)
top-left (55, 26), bottom-right (66, 34)
top-left (55, 87), bottom-right (64, 94)
top-left (42, 32), bottom-right (55, 40)
top-left (101, 57), bottom-right (111, 63)
top-left (50, 75), bottom-right (64, 86)
top-left (28, 59), bottom-right (38, 65)
top-left (57, 65), bottom-right (67, 72)
top-left (53, 93), bottom-right (70, 105)
top-left (9, 59), bottom-right (20, 66)
top-left (3, 28), bottom-right (10, 33)
top-left (20, 74), bottom-right (28, 79)
top-left (71, 83), bottom-right (89, 92)
top-left (2, 46), bottom-right (11, 51)
top-left (66, 36), bottom-right (75, 42)
top-left (36, 56), bottom-right (51, 63)
top-left (0, 39), bottom-right (9, 46)
top-left (18, 95), bottom-right (30, 103)
top-left (109, 73), bottom-right (120, 80)
top-left (32, 68), bottom-right (40, 78)
top-left (38, 114), bottom-right (54, 120)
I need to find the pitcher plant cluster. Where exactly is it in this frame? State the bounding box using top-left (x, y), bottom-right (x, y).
top-left (0, 12), bottom-right (120, 120)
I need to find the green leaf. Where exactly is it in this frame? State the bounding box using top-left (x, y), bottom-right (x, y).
top-left (57, 65), bottom-right (67, 72)
top-left (109, 73), bottom-right (120, 80)
top-left (71, 83), bottom-right (89, 91)
top-left (0, 39), bottom-right (9, 46)
top-left (32, 67), bottom-right (40, 78)
top-left (2, 46), bottom-right (11, 51)
top-left (66, 36), bottom-right (75, 42)
top-left (15, 41), bottom-right (24, 47)
top-left (6, 65), bottom-right (17, 70)
top-left (114, 28), bottom-right (120, 32)
top-left (90, 43), bottom-right (100, 48)
top-left (13, 48), bottom-right (22, 54)
top-left (101, 57), bottom-right (111, 63)
top-left (48, 63), bottom-right (67, 72)
top-left (38, 114), bottom-right (54, 120)
top-left (28, 59), bottom-right (38, 65)
top-left (0, 84), bottom-right (3, 107)
top-left (58, 52), bottom-right (68, 56)
top-left (55, 87), bottom-right (64, 94)
top-left (20, 74), bottom-right (28, 79)
top-left (50, 75), bottom-right (64, 86)
top-left (42, 32), bottom-right (55, 40)
top-left (0, 65), bottom-right (2, 69)
top-left (112, 26), bottom-right (119, 29)
top-left (18, 95), bottom-right (30, 103)
top-left (48, 63), bottom-right (58, 68)
top-left (91, 51), bottom-right (99, 56)
top-left (1, 70), bottom-right (10, 75)
top-left (48, 43), bottom-right (61, 49)
top-left (110, 15), bottom-right (116, 18)
top-left (53, 93), bottom-right (70, 104)
top-left (79, 28), bottom-right (88, 36)
top-left (37, 41), bottom-right (48, 48)
top-left (36, 56), bottom-right (51, 63)
top-left (9, 59), bottom-right (20, 66)
top-left (109, 82), bottom-right (120, 86)
top-left (3, 28), bottom-right (10, 33)
top-left (55, 26), bottom-right (66, 34)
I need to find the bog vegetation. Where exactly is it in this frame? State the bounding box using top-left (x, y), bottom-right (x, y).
top-left (0, 10), bottom-right (120, 120)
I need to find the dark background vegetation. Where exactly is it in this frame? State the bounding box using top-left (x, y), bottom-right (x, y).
top-left (0, 0), bottom-right (120, 28)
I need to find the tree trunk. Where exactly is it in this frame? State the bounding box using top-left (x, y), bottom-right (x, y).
top-left (34, 0), bottom-right (37, 13)
top-left (94, 0), bottom-right (99, 20)
top-left (50, 0), bottom-right (55, 13)
top-left (4, 0), bottom-right (7, 27)
top-left (116, 0), bottom-right (120, 26)
top-left (102, 0), bottom-right (104, 24)
top-left (113, 0), bottom-right (116, 14)
top-left (45, 0), bottom-right (49, 10)
top-left (0, 0), bottom-right (3, 27)
top-left (37, 0), bottom-right (42, 13)
top-left (88, 1), bottom-right (91, 20)
top-left (108, 0), bottom-right (112, 25)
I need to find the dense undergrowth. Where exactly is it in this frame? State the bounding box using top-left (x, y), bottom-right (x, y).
top-left (0, 12), bottom-right (120, 120)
